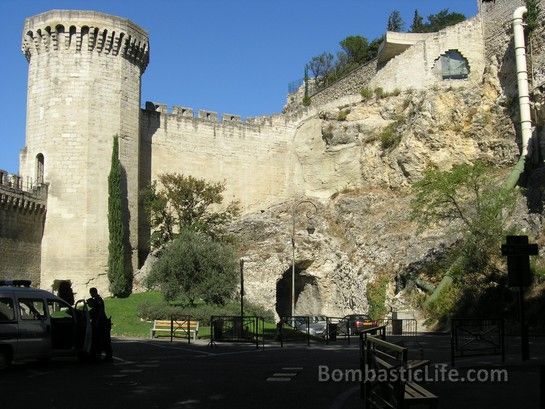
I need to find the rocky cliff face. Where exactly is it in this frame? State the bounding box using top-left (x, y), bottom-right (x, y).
top-left (235, 70), bottom-right (524, 319)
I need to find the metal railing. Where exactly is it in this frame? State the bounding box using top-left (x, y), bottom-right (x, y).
top-left (210, 316), bottom-right (265, 349)
top-left (375, 318), bottom-right (418, 336)
top-left (278, 316), bottom-right (311, 347)
top-left (450, 318), bottom-right (505, 366)
top-left (324, 316), bottom-right (351, 345)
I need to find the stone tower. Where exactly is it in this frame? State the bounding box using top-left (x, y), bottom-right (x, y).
top-left (20, 10), bottom-right (149, 297)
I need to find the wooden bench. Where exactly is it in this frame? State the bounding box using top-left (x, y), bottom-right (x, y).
top-left (150, 319), bottom-right (199, 341)
top-left (361, 336), bottom-right (438, 409)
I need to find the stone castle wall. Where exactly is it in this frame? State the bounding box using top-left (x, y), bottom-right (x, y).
top-left (370, 17), bottom-right (485, 92)
top-left (141, 103), bottom-right (296, 214)
top-left (0, 171), bottom-right (46, 285)
top-left (20, 10), bottom-right (148, 297)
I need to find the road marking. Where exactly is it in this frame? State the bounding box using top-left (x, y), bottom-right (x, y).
top-left (119, 369), bottom-right (143, 373)
top-left (282, 367), bottom-right (303, 370)
top-left (273, 372), bottom-right (297, 377)
top-left (136, 364), bottom-right (159, 368)
top-left (266, 377), bottom-right (291, 382)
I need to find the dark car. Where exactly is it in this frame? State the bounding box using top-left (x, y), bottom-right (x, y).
top-left (339, 314), bottom-right (378, 335)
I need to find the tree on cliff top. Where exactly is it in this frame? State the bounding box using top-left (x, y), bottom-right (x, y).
top-left (410, 9), bottom-right (425, 33)
top-left (142, 173), bottom-right (240, 248)
top-left (108, 136), bottom-right (131, 297)
top-left (387, 10), bottom-right (404, 32)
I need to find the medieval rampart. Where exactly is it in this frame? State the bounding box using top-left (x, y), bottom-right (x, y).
top-left (370, 17), bottom-right (484, 92)
top-left (141, 103), bottom-right (296, 213)
top-left (0, 170), bottom-right (46, 285)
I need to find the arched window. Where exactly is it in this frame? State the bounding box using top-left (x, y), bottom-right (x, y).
top-left (36, 153), bottom-right (44, 185)
top-left (438, 50), bottom-right (470, 80)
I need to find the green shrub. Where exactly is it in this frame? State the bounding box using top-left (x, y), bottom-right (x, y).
top-left (302, 95), bottom-right (311, 106)
top-left (136, 299), bottom-right (275, 325)
top-left (366, 275), bottom-right (389, 319)
top-left (374, 87), bottom-right (385, 98)
top-left (360, 87), bottom-right (374, 101)
top-left (337, 109), bottom-right (350, 121)
top-left (379, 122), bottom-right (401, 150)
top-left (145, 230), bottom-right (238, 305)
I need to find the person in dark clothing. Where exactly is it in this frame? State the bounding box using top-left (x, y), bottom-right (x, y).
top-left (88, 287), bottom-right (113, 362)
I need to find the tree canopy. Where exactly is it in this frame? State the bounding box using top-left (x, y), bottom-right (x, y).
top-left (145, 229), bottom-right (238, 305)
top-left (387, 10), bottom-right (404, 32)
top-left (410, 9), bottom-right (466, 33)
top-left (142, 173), bottom-right (239, 248)
top-left (107, 136), bottom-right (131, 297)
top-left (410, 163), bottom-right (517, 271)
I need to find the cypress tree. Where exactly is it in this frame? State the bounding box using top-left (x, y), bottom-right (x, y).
top-left (108, 136), bottom-right (130, 297)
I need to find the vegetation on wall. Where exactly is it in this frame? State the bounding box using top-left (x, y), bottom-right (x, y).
top-left (410, 163), bottom-right (519, 322)
top-left (366, 274), bottom-right (390, 320)
top-left (525, 0), bottom-right (542, 33)
top-left (107, 136), bottom-right (131, 297)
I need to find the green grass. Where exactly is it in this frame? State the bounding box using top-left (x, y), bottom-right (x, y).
top-left (105, 291), bottom-right (278, 339)
top-left (104, 291), bottom-right (163, 337)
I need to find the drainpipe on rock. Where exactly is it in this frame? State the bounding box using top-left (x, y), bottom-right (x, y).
top-left (424, 7), bottom-right (532, 308)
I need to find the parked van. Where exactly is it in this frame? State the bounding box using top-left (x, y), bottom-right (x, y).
top-left (0, 280), bottom-right (90, 368)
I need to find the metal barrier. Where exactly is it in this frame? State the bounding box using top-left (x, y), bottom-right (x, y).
top-left (450, 318), bottom-right (505, 366)
top-left (210, 316), bottom-right (265, 349)
top-left (325, 316), bottom-right (351, 345)
top-left (278, 316), bottom-right (311, 347)
top-left (375, 318), bottom-right (418, 336)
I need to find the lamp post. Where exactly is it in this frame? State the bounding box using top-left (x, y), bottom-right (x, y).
top-left (291, 199), bottom-right (317, 317)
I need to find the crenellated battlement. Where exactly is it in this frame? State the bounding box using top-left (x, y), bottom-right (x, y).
top-left (22, 10), bottom-right (149, 72)
top-left (142, 101), bottom-right (292, 129)
top-left (0, 170), bottom-right (47, 213)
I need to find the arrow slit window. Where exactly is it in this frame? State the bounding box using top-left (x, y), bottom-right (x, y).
top-left (436, 50), bottom-right (470, 80)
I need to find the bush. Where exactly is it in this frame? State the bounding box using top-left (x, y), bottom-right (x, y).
top-left (374, 87), bottom-right (385, 98)
top-left (379, 122), bottom-right (401, 150)
top-left (366, 275), bottom-right (389, 319)
top-left (145, 230), bottom-right (238, 305)
top-left (360, 87), bottom-right (374, 101)
top-left (337, 109), bottom-right (350, 121)
top-left (137, 299), bottom-right (275, 325)
top-left (302, 95), bottom-right (311, 106)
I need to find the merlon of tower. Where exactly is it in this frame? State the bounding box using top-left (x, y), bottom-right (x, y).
top-left (21, 9), bottom-right (149, 72)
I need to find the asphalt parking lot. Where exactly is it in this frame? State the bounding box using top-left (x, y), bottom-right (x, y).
top-left (0, 335), bottom-right (543, 409)
top-left (0, 338), bottom-right (363, 409)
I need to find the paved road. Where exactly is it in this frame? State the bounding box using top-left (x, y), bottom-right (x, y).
top-left (0, 335), bottom-right (542, 409)
top-left (0, 339), bottom-right (362, 409)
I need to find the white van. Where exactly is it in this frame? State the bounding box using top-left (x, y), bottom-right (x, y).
top-left (0, 280), bottom-right (90, 368)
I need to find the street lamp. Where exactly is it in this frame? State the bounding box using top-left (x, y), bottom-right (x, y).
top-left (291, 199), bottom-right (317, 317)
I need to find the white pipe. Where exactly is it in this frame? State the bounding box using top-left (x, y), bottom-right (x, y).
top-left (513, 6), bottom-right (532, 157)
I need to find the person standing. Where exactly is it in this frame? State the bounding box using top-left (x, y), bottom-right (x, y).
top-left (88, 287), bottom-right (113, 362)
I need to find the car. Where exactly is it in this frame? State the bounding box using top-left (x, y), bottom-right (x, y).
top-left (293, 315), bottom-right (328, 337)
top-left (0, 280), bottom-right (91, 368)
top-left (338, 314), bottom-right (378, 335)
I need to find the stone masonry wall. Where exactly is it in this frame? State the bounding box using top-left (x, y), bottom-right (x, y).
top-left (20, 10), bottom-right (148, 297)
top-left (370, 17), bottom-right (485, 92)
top-left (0, 179), bottom-right (46, 285)
top-left (141, 104), bottom-right (296, 215)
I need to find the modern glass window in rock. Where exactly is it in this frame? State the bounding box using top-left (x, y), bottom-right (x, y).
top-left (440, 50), bottom-right (469, 80)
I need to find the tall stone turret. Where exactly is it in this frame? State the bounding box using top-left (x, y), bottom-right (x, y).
top-left (20, 10), bottom-right (149, 297)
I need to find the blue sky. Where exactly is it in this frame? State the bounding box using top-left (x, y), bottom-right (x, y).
top-left (0, 0), bottom-right (478, 173)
